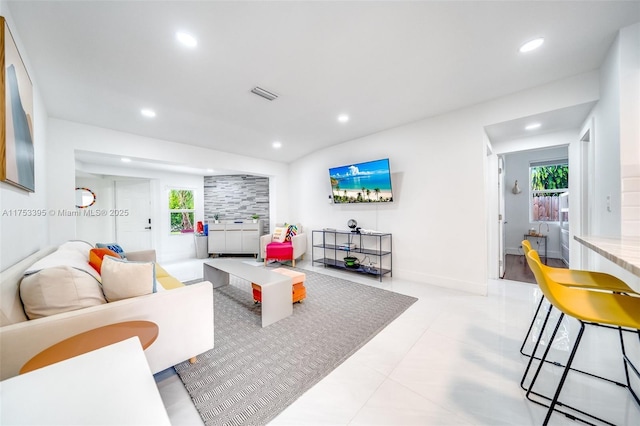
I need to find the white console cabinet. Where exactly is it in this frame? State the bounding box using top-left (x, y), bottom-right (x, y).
top-left (208, 220), bottom-right (263, 256)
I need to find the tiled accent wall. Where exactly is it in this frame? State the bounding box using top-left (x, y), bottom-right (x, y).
top-left (204, 175), bottom-right (270, 232)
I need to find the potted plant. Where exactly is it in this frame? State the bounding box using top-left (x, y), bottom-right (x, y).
top-left (213, 213), bottom-right (220, 224)
top-left (251, 214), bottom-right (260, 223)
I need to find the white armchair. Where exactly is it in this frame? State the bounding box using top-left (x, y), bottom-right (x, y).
top-left (260, 224), bottom-right (307, 267)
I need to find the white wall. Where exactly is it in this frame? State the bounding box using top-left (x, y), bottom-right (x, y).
top-left (503, 145), bottom-right (570, 258)
top-left (290, 71), bottom-right (600, 295)
top-left (44, 119), bottom-right (291, 262)
top-left (75, 175), bottom-right (116, 245)
top-left (0, 4), bottom-right (50, 271)
top-left (581, 23), bottom-right (640, 290)
top-left (619, 23), bottom-right (640, 237)
top-left (591, 34), bottom-right (622, 238)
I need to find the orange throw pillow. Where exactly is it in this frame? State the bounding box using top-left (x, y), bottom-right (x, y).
top-left (89, 248), bottom-right (120, 274)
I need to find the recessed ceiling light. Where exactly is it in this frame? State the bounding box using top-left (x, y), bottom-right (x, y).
top-left (337, 114), bottom-right (349, 123)
top-left (141, 108), bottom-right (156, 118)
top-left (272, 141), bottom-right (282, 149)
top-left (251, 86), bottom-right (278, 101)
top-left (206, 168), bottom-right (214, 173)
top-left (525, 123), bottom-right (541, 131)
top-left (176, 31), bottom-right (197, 48)
top-left (519, 38), bottom-right (544, 53)
top-left (121, 157), bottom-right (132, 163)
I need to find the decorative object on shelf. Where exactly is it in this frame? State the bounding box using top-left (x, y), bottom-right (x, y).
top-left (538, 222), bottom-right (549, 236)
top-left (348, 219), bottom-right (357, 232)
top-left (213, 213), bottom-right (220, 224)
top-left (1, 17), bottom-right (35, 193)
top-left (362, 262), bottom-right (377, 274)
top-left (512, 180), bottom-right (522, 194)
top-left (338, 242), bottom-right (356, 250)
top-left (343, 256), bottom-right (360, 268)
top-left (251, 214), bottom-right (260, 223)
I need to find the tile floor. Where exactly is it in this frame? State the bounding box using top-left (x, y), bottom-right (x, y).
top-left (156, 257), bottom-right (640, 425)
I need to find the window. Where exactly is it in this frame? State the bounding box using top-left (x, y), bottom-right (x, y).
top-left (530, 160), bottom-right (568, 222)
top-left (169, 189), bottom-right (195, 234)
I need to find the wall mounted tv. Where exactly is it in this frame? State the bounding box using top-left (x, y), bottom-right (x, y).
top-left (329, 158), bottom-right (393, 203)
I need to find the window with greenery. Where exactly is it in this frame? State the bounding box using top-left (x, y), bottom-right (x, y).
top-left (530, 160), bottom-right (568, 222)
top-left (169, 189), bottom-right (194, 234)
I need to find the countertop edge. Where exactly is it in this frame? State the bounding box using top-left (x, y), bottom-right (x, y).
top-left (574, 235), bottom-right (640, 277)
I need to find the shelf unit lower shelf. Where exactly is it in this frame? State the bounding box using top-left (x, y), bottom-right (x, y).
top-left (312, 230), bottom-right (392, 282)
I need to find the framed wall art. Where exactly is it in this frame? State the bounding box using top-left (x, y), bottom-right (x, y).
top-left (1, 16), bottom-right (34, 192)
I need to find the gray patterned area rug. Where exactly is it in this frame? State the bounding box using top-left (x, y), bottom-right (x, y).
top-left (174, 267), bottom-right (417, 426)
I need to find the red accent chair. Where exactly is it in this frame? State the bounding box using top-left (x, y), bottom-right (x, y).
top-left (261, 224), bottom-right (306, 267)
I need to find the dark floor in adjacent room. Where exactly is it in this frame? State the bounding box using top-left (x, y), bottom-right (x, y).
top-left (502, 254), bottom-right (567, 283)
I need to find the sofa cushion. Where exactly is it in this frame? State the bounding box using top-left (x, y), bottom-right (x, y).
top-left (284, 224), bottom-right (298, 241)
top-left (25, 247), bottom-right (101, 282)
top-left (19, 266), bottom-right (106, 320)
top-left (155, 264), bottom-right (185, 290)
top-left (272, 227), bottom-right (287, 243)
top-left (88, 248), bottom-right (121, 274)
top-left (58, 240), bottom-right (94, 259)
top-left (101, 256), bottom-right (156, 302)
top-left (95, 243), bottom-right (126, 258)
top-left (266, 241), bottom-right (293, 259)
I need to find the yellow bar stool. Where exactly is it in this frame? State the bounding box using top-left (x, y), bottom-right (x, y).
top-left (523, 250), bottom-right (640, 425)
top-left (519, 241), bottom-right (637, 358)
top-left (522, 240), bottom-right (635, 291)
top-left (520, 243), bottom-right (640, 392)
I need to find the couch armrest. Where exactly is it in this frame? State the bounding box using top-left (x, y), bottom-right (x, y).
top-left (0, 281), bottom-right (214, 380)
top-left (260, 234), bottom-right (272, 259)
top-left (291, 233), bottom-right (307, 259)
top-left (125, 250), bottom-right (157, 262)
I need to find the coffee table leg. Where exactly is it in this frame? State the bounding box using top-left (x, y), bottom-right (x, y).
top-left (203, 264), bottom-right (230, 288)
top-left (261, 276), bottom-right (293, 327)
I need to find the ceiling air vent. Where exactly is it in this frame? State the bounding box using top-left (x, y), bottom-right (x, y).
top-left (250, 86), bottom-right (278, 101)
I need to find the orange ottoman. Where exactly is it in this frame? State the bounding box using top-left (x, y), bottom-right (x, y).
top-left (252, 268), bottom-right (306, 304)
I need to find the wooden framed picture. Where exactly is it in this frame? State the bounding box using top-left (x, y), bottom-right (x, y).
top-left (0, 16), bottom-right (34, 192)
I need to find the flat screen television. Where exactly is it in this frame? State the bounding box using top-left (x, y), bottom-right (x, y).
top-left (329, 158), bottom-right (393, 203)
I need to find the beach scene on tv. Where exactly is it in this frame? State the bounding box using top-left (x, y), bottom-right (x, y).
top-left (329, 158), bottom-right (393, 203)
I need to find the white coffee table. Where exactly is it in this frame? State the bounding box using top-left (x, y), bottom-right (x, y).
top-left (204, 259), bottom-right (293, 327)
top-left (0, 337), bottom-right (171, 425)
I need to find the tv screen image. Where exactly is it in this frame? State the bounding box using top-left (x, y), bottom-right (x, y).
top-left (329, 158), bottom-right (393, 203)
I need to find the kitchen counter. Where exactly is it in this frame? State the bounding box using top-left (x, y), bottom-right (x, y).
top-left (574, 235), bottom-right (640, 277)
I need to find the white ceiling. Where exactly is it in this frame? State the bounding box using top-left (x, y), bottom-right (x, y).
top-left (7, 1), bottom-right (640, 169)
top-left (74, 150), bottom-right (236, 177)
top-left (484, 101), bottom-right (597, 146)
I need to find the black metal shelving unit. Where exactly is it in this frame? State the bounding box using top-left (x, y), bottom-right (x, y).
top-left (312, 229), bottom-right (392, 281)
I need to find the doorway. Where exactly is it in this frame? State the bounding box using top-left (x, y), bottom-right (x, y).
top-left (500, 146), bottom-right (569, 282)
top-left (115, 180), bottom-right (153, 252)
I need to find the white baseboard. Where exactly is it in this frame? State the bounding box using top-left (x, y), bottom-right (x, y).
top-left (394, 268), bottom-right (487, 296)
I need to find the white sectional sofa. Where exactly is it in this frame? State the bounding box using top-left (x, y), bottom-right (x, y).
top-left (0, 242), bottom-right (214, 380)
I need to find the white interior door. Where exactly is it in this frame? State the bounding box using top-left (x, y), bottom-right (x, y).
top-left (498, 156), bottom-right (506, 277)
top-left (115, 180), bottom-right (152, 252)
